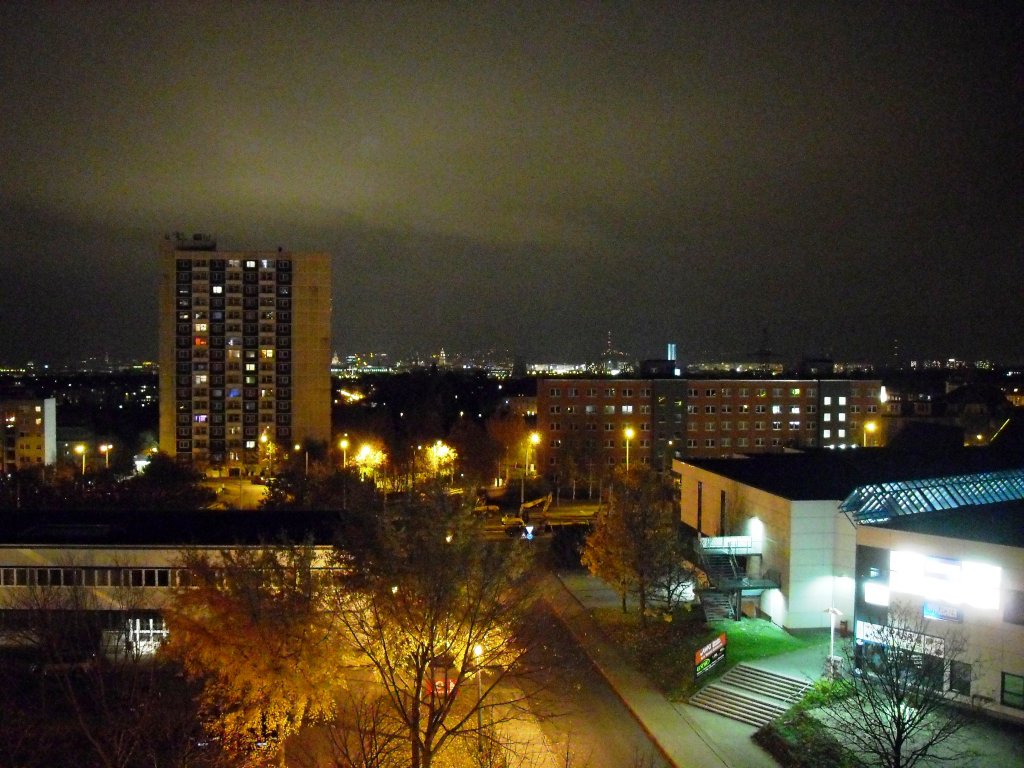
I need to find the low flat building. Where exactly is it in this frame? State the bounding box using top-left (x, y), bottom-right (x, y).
top-left (674, 449), bottom-right (1024, 635)
top-left (842, 477), bottom-right (1024, 723)
top-left (0, 511), bottom-right (338, 656)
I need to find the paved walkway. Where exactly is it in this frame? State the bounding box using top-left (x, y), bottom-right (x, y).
top-left (544, 571), bottom-right (1024, 768)
top-left (543, 571), bottom-right (811, 768)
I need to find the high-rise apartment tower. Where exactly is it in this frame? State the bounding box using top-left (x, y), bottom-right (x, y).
top-left (158, 233), bottom-right (331, 474)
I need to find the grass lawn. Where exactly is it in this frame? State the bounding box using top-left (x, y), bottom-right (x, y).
top-left (706, 618), bottom-right (827, 670)
top-left (590, 604), bottom-right (828, 700)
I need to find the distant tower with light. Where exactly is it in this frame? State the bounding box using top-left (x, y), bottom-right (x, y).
top-left (158, 233), bottom-right (332, 474)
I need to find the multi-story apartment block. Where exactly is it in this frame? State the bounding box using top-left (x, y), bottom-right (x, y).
top-left (535, 378), bottom-right (685, 478)
top-left (158, 234), bottom-right (331, 474)
top-left (1, 398), bottom-right (57, 472)
top-left (684, 379), bottom-right (883, 458)
top-left (535, 377), bottom-right (884, 476)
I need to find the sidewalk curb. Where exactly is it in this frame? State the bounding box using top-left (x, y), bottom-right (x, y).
top-left (542, 572), bottom-right (735, 768)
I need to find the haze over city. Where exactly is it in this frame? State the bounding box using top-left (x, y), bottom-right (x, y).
top-left (1, 2), bottom-right (1021, 366)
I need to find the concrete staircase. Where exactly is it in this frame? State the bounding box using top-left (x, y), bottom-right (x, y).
top-left (699, 590), bottom-right (736, 621)
top-left (702, 553), bottom-right (739, 583)
top-left (689, 663), bottom-right (811, 728)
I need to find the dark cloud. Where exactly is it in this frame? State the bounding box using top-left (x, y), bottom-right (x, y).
top-left (1, 2), bottom-right (1021, 365)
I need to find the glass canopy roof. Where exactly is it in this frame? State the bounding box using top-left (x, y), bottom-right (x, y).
top-left (839, 468), bottom-right (1024, 525)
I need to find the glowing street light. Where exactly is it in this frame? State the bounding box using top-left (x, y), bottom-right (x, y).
top-left (294, 443), bottom-right (308, 476)
top-left (426, 440), bottom-right (456, 484)
top-left (339, 437), bottom-right (349, 468)
top-left (99, 443), bottom-right (113, 469)
top-left (624, 426), bottom-right (635, 472)
top-left (74, 444), bottom-right (86, 475)
top-left (521, 432), bottom-right (540, 504)
top-left (863, 421), bottom-right (877, 448)
top-left (355, 444), bottom-right (385, 482)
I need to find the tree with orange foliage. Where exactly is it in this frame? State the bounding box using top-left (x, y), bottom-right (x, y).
top-left (164, 542), bottom-right (344, 768)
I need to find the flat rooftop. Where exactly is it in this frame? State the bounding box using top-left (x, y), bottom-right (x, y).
top-left (679, 449), bottom-right (1024, 501)
top-left (867, 500), bottom-right (1024, 549)
top-left (0, 510), bottom-right (341, 547)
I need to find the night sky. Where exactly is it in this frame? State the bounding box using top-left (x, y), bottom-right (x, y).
top-left (1, 2), bottom-right (1021, 366)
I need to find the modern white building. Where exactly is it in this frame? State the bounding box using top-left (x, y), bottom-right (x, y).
top-left (842, 471), bottom-right (1024, 722)
top-left (675, 454), bottom-right (858, 629)
top-left (675, 450), bottom-right (1024, 636)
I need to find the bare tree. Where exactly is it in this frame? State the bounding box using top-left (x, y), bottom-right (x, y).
top-left (298, 689), bottom-right (405, 768)
top-left (0, 560), bottom-right (204, 768)
top-left (826, 602), bottom-right (978, 768)
top-left (330, 492), bottom-right (541, 768)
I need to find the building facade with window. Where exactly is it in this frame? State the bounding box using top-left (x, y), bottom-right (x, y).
top-left (682, 378), bottom-right (883, 458)
top-left (534, 378), bottom-right (688, 479)
top-left (0, 511), bottom-right (338, 657)
top-left (845, 475), bottom-right (1024, 723)
top-left (534, 376), bottom-right (884, 479)
top-left (674, 449), bottom-right (1024, 722)
top-left (1, 398), bottom-right (57, 473)
top-left (158, 234), bottom-right (331, 474)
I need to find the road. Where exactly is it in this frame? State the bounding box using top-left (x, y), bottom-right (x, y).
top-left (521, 602), bottom-right (668, 768)
top-left (202, 477), bottom-right (267, 509)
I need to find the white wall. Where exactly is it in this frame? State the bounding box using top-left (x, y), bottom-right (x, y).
top-left (858, 526), bottom-right (1024, 723)
top-left (786, 500), bottom-right (855, 628)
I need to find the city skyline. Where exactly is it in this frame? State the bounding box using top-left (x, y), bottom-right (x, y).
top-left (2, 3), bottom-right (1021, 366)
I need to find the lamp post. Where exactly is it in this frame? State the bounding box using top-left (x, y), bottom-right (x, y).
top-left (624, 427), bottom-right (635, 472)
top-left (473, 643), bottom-right (484, 752)
top-left (74, 444), bottom-right (86, 476)
top-left (339, 437), bottom-right (349, 468)
top-left (295, 444), bottom-right (308, 476)
top-left (521, 432), bottom-right (540, 504)
top-left (260, 430), bottom-right (275, 476)
top-left (825, 606), bottom-right (843, 678)
top-left (863, 421), bottom-right (877, 448)
top-left (99, 443), bottom-right (112, 469)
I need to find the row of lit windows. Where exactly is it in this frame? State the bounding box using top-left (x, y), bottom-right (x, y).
top-left (549, 404), bottom-right (649, 415)
top-left (546, 422), bottom-right (651, 432)
top-left (176, 258), bottom-right (291, 270)
top-left (176, 295), bottom-right (292, 311)
top-left (688, 420), bottom-right (815, 432)
top-left (546, 435), bottom-right (652, 449)
top-left (179, 269), bottom-right (291, 283)
top-left (687, 437), bottom-right (815, 449)
top-left (548, 455), bottom-right (650, 467)
top-left (547, 387), bottom-right (652, 398)
top-left (1, 566), bottom-right (176, 588)
top-left (688, 387), bottom-right (812, 399)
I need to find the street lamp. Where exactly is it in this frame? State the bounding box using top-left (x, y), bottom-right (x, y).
top-left (624, 426), bottom-right (635, 472)
top-left (74, 444), bottom-right (86, 476)
top-left (473, 643), bottom-right (484, 752)
top-left (99, 443), bottom-right (112, 469)
top-left (863, 421), bottom-right (877, 448)
top-left (825, 606), bottom-right (843, 678)
top-left (521, 432), bottom-right (540, 504)
top-left (339, 437), bottom-right (349, 468)
top-left (295, 443), bottom-right (308, 476)
top-left (260, 430), bottom-right (275, 476)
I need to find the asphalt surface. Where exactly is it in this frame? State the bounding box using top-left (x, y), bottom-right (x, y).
top-left (521, 602), bottom-right (668, 768)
